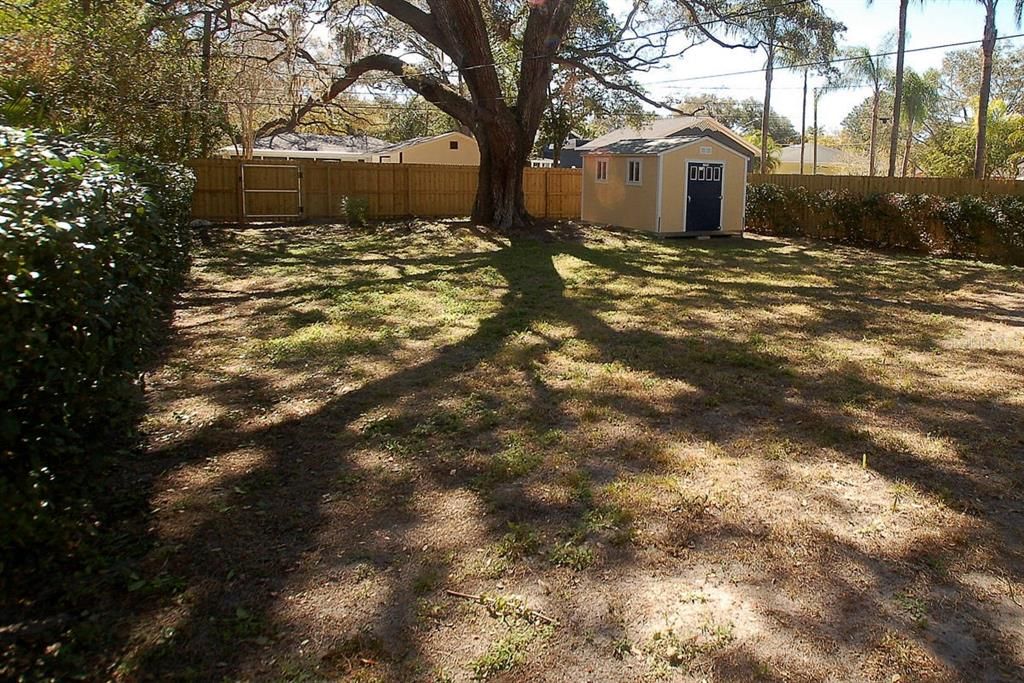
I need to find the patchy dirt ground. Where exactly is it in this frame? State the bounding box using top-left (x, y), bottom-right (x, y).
top-left (103, 223), bottom-right (1024, 680)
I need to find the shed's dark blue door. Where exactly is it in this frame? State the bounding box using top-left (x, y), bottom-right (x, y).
top-left (685, 162), bottom-right (723, 232)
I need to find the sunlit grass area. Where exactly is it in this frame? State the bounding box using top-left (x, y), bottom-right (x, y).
top-left (120, 222), bottom-right (1024, 680)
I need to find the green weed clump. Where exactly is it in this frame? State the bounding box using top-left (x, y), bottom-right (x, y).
top-left (339, 195), bottom-right (370, 226)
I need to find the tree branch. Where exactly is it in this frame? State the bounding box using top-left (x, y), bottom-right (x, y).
top-left (673, 0), bottom-right (762, 50)
top-left (552, 57), bottom-right (687, 114)
top-left (254, 53), bottom-right (474, 139)
top-left (423, 0), bottom-right (504, 106)
top-left (370, 0), bottom-right (450, 54)
top-left (517, 0), bottom-right (576, 135)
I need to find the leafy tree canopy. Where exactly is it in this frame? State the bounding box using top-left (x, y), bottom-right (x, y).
top-left (920, 100), bottom-right (1024, 178)
top-left (672, 93), bottom-right (799, 143)
top-left (935, 45), bottom-right (1024, 121)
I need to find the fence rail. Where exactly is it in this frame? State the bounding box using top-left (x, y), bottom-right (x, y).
top-left (190, 159), bottom-right (1024, 223)
top-left (189, 158), bottom-right (582, 222)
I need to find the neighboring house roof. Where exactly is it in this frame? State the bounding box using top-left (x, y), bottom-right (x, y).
top-left (217, 132), bottom-right (390, 158)
top-left (579, 116), bottom-right (759, 158)
top-left (583, 136), bottom-right (705, 155)
top-left (376, 131), bottom-right (474, 153)
top-left (251, 132), bottom-right (390, 154)
top-left (778, 143), bottom-right (854, 165)
top-left (541, 138), bottom-right (591, 167)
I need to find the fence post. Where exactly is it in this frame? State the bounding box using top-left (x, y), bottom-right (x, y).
top-left (544, 170), bottom-right (550, 219)
top-left (299, 161), bottom-right (308, 220)
top-left (326, 163), bottom-right (334, 218)
top-left (405, 165), bottom-right (412, 217)
top-left (236, 159), bottom-right (245, 225)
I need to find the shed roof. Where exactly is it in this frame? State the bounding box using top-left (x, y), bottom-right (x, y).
top-left (579, 116), bottom-right (759, 157)
top-left (583, 136), bottom-right (704, 155)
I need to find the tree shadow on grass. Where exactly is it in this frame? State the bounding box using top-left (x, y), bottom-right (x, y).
top-left (120, 232), bottom-right (596, 678)
top-left (101, 225), bottom-right (1024, 680)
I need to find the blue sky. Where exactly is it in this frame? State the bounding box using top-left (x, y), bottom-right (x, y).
top-left (614, 0), bottom-right (1024, 132)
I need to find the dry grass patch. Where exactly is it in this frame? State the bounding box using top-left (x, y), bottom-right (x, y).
top-left (15, 220), bottom-right (1024, 682)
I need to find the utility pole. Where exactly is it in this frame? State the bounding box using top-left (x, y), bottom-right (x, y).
top-left (812, 87), bottom-right (819, 175)
top-left (800, 69), bottom-right (808, 174)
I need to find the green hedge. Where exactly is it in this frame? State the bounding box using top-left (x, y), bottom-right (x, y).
top-left (0, 126), bottom-right (194, 577)
top-left (746, 183), bottom-right (1024, 265)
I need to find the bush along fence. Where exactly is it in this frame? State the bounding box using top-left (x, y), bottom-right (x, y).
top-left (0, 126), bottom-right (195, 581)
top-left (745, 184), bottom-right (1024, 266)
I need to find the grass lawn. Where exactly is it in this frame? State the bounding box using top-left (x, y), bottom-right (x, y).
top-left (125, 222), bottom-right (1022, 680)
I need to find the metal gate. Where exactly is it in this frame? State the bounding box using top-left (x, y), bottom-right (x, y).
top-left (240, 163), bottom-right (303, 220)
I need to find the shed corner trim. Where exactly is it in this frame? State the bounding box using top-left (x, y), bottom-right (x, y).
top-left (656, 154), bottom-right (664, 233)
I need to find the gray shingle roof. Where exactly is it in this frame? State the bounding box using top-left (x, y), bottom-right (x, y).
top-left (579, 116), bottom-right (759, 157)
top-left (252, 132), bottom-right (390, 153)
top-left (583, 137), bottom-right (704, 155)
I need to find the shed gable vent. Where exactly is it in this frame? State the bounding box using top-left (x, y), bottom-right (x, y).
top-left (699, 146), bottom-right (712, 155)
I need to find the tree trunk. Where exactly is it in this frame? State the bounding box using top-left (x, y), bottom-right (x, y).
top-left (553, 143), bottom-right (563, 168)
top-left (902, 116), bottom-right (914, 177)
top-left (869, 88), bottom-right (880, 176)
top-left (974, 2), bottom-right (997, 179)
top-left (888, 0), bottom-right (909, 177)
top-left (760, 45), bottom-right (775, 173)
top-left (199, 11), bottom-right (214, 157)
top-left (800, 69), bottom-right (808, 174)
top-left (472, 117), bottom-right (531, 229)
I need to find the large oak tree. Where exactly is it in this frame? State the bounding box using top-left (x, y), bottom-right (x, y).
top-left (248, 0), bottom-right (749, 228)
top-left (255, 0), bottom-right (580, 228)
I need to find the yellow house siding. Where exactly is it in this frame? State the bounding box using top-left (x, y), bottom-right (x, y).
top-left (580, 155), bottom-right (659, 231)
top-left (379, 132), bottom-right (480, 166)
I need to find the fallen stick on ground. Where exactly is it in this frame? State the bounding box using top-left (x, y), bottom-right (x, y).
top-left (445, 589), bottom-right (559, 626)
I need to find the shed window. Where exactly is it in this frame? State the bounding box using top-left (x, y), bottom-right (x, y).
top-left (713, 166), bottom-right (721, 181)
top-left (449, 140), bottom-right (459, 150)
top-left (689, 166), bottom-right (697, 180)
top-left (596, 159), bottom-right (608, 182)
top-left (626, 159), bottom-right (642, 185)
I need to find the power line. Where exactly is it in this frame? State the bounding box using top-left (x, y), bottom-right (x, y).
top-left (6, 2), bottom-right (1021, 118)
top-left (646, 32), bottom-right (1024, 85)
top-left (455, 0), bottom-right (810, 75)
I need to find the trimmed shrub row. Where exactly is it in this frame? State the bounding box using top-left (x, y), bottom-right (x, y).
top-left (0, 126), bottom-right (194, 578)
top-left (745, 183), bottom-right (1024, 265)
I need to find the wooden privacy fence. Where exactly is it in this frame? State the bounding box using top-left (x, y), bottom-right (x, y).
top-left (190, 159), bottom-right (1024, 224)
top-left (747, 173), bottom-right (1024, 197)
top-left (189, 158), bottom-right (583, 222)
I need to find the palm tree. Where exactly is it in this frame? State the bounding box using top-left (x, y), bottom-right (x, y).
top-left (748, 1), bottom-right (843, 173)
top-left (973, 0), bottom-right (1024, 178)
top-left (841, 42), bottom-right (893, 176)
top-left (868, 0), bottom-right (924, 177)
top-left (900, 68), bottom-right (940, 176)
